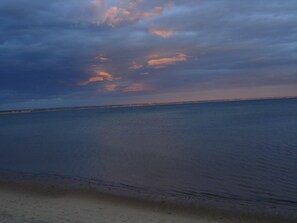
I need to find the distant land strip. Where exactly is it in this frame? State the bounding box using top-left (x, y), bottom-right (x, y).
top-left (1, 96), bottom-right (296, 115)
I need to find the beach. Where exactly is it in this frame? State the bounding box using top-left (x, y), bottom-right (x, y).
top-left (0, 181), bottom-right (294, 223)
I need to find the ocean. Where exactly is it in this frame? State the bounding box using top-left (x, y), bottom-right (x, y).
top-left (0, 98), bottom-right (297, 218)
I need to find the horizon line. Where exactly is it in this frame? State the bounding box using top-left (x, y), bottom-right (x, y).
top-left (1, 96), bottom-right (297, 114)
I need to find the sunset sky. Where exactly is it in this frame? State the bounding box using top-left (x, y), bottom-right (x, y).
top-left (1, 0), bottom-right (297, 110)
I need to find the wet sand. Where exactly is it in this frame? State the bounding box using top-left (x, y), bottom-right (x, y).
top-left (0, 181), bottom-right (294, 223)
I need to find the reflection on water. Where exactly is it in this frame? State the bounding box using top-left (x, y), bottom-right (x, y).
top-left (0, 98), bottom-right (297, 217)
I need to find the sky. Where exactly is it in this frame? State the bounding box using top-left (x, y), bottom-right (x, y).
top-left (0, 0), bottom-right (297, 110)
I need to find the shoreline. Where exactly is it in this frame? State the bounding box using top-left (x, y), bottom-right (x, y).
top-left (0, 178), bottom-right (296, 223)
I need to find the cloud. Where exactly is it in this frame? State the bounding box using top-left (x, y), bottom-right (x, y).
top-left (96, 54), bottom-right (111, 62)
top-left (149, 29), bottom-right (175, 38)
top-left (94, 0), bottom-right (171, 27)
top-left (95, 70), bottom-right (113, 81)
top-left (102, 82), bottom-right (148, 93)
top-left (104, 83), bottom-right (117, 92)
top-left (79, 70), bottom-right (113, 86)
top-left (129, 61), bottom-right (143, 70)
top-left (1, 0), bottom-right (297, 109)
top-left (92, 0), bottom-right (105, 7)
top-left (100, 6), bottom-right (133, 27)
top-left (123, 83), bottom-right (148, 92)
top-left (147, 53), bottom-right (188, 68)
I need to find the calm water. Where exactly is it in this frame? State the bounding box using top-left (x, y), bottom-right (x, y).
top-left (0, 99), bottom-right (297, 217)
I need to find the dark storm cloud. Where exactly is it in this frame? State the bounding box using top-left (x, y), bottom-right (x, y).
top-left (0, 0), bottom-right (296, 109)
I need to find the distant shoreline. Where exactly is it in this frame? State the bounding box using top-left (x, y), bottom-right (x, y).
top-left (1, 96), bottom-right (296, 115)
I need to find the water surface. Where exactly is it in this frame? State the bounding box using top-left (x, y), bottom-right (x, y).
top-left (0, 98), bottom-right (297, 217)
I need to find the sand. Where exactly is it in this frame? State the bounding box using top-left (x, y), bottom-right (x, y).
top-left (0, 182), bottom-right (294, 223)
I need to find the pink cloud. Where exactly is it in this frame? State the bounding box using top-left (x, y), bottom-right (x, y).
top-left (123, 83), bottom-right (148, 92)
top-left (129, 61), bottom-right (143, 70)
top-left (96, 54), bottom-right (111, 62)
top-left (149, 29), bottom-right (175, 38)
top-left (94, 70), bottom-right (113, 81)
top-left (104, 83), bottom-right (117, 92)
top-left (94, 1), bottom-right (171, 27)
top-left (79, 70), bottom-right (113, 86)
top-left (147, 53), bottom-right (188, 68)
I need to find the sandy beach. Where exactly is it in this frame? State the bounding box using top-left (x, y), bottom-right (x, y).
top-left (0, 181), bottom-right (294, 223)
